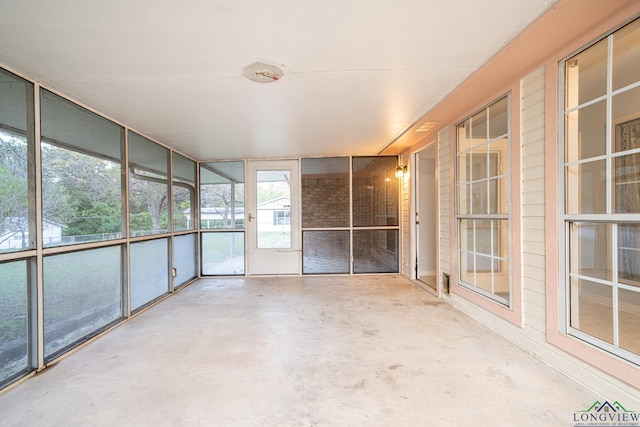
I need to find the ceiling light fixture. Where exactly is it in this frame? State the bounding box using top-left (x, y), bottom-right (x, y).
top-left (242, 62), bottom-right (284, 83)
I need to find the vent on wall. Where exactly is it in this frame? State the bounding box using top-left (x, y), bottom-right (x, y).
top-left (415, 122), bottom-right (439, 133)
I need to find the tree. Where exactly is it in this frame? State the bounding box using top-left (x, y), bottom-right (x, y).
top-left (0, 132), bottom-right (29, 248)
top-left (41, 142), bottom-right (121, 238)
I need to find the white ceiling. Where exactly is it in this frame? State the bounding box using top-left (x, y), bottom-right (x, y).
top-left (0, 0), bottom-right (556, 161)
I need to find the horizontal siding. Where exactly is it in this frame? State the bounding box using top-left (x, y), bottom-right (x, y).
top-left (438, 126), bottom-right (451, 283)
top-left (401, 166), bottom-right (410, 277)
top-left (521, 66), bottom-right (547, 333)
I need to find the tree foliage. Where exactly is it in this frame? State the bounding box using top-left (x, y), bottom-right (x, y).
top-left (1, 132), bottom-right (191, 246)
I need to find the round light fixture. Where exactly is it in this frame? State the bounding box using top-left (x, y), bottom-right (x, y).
top-left (242, 62), bottom-right (284, 83)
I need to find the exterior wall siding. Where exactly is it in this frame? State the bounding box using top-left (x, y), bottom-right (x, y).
top-left (521, 66), bottom-right (547, 335)
top-left (401, 158), bottom-right (410, 277)
top-left (437, 127), bottom-right (450, 289)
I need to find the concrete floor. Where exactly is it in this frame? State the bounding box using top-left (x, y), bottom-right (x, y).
top-left (0, 275), bottom-right (598, 426)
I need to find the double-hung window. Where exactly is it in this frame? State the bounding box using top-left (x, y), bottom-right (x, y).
top-left (561, 18), bottom-right (640, 362)
top-left (456, 95), bottom-right (511, 305)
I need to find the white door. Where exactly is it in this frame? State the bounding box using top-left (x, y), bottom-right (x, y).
top-left (246, 160), bottom-right (300, 275)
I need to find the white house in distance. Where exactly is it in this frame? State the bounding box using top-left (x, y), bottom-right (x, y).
top-left (191, 196), bottom-right (289, 232)
top-left (0, 218), bottom-right (62, 250)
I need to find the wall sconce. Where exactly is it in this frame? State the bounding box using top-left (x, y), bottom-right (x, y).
top-left (396, 164), bottom-right (407, 178)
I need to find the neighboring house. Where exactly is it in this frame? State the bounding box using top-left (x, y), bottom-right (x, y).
top-left (195, 197), bottom-right (290, 231)
top-left (256, 196), bottom-right (290, 233)
top-left (191, 206), bottom-right (245, 229)
top-left (0, 218), bottom-right (63, 250)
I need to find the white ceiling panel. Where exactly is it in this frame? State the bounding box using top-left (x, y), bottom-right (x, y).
top-left (0, 0), bottom-right (557, 160)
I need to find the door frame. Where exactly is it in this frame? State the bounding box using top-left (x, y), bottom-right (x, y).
top-left (245, 159), bottom-right (301, 275)
top-left (410, 141), bottom-right (440, 296)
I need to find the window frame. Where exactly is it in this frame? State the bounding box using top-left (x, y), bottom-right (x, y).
top-left (455, 94), bottom-right (513, 307)
top-left (559, 17), bottom-right (640, 365)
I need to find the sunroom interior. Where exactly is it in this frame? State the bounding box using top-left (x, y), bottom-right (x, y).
top-left (3, 0), bottom-right (640, 416)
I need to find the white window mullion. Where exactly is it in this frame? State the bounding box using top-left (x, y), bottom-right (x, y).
top-left (612, 223), bottom-right (620, 347)
top-left (606, 34), bottom-right (613, 215)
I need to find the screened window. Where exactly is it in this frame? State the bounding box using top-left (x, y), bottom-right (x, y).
top-left (0, 69), bottom-right (35, 253)
top-left (301, 157), bottom-right (350, 228)
top-left (172, 153), bottom-right (196, 232)
top-left (352, 156), bottom-right (399, 274)
top-left (40, 90), bottom-right (124, 247)
top-left (201, 161), bottom-right (245, 276)
top-left (128, 132), bottom-right (169, 237)
top-left (130, 238), bottom-right (169, 311)
top-left (43, 246), bottom-right (123, 360)
top-left (455, 95), bottom-right (511, 305)
top-left (173, 233), bottom-right (197, 288)
top-left (200, 161), bottom-right (245, 229)
top-left (0, 260), bottom-right (29, 386)
top-left (562, 18), bottom-right (640, 362)
top-left (301, 157), bottom-right (351, 274)
top-left (353, 156), bottom-right (398, 227)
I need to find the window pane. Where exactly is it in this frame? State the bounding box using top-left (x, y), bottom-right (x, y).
top-left (565, 38), bottom-right (608, 109)
top-left (40, 90), bottom-right (122, 161)
top-left (458, 219), bottom-right (476, 284)
top-left (487, 141), bottom-right (506, 177)
top-left (173, 233), bottom-right (197, 288)
top-left (619, 288), bottom-right (640, 355)
top-left (40, 91), bottom-right (123, 246)
top-left (474, 219), bottom-right (492, 256)
top-left (457, 153), bottom-right (470, 182)
top-left (470, 108), bottom-right (488, 144)
top-left (173, 185), bottom-right (194, 231)
top-left (130, 239), bottom-right (168, 311)
top-left (44, 247), bottom-right (122, 359)
top-left (488, 97), bottom-right (508, 137)
top-left (353, 229), bottom-right (398, 273)
top-left (460, 251), bottom-right (474, 285)
top-left (494, 259), bottom-right (510, 300)
top-left (301, 157), bottom-right (350, 228)
top-left (202, 232), bottom-right (244, 275)
top-left (128, 132), bottom-right (167, 175)
top-left (565, 101), bottom-right (607, 162)
top-left (457, 183), bottom-right (470, 215)
top-left (256, 170), bottom-right (291, 249)
top-left (303, 230), bottom-right (350, 274)
top-left (489, 177), bottom-right (508, 215)
top-left (570, 278), bottom-right (613, 344)
top-left (614, 153), bottom-right (640, 213)
top-left (0, 260), bottom-right (29, 383)
top-left (471, 147), bottom-right (488, 181)
top-left (200, 162), bottom-right (245, 230)
top-left (129, 132), bottom-right (168, 237)
top-left (614, 114), bottom-right (640, 154)
top-left (612, 18), bottom-right (640, 91)
top-left (619, 224), bottom-right (640, 286)
top-left (471, 181), bottom-right (487, 214)
top-left (565, 160), bottom-right (606, 214)
top-left (353, 157), bottom-right (398, 227)
top-left (172, 153), bottom-right (195, 232)
top-left (457, 119), bottom-right (471, 153)
top-left (569, 222), bottom-right (612, 281)
top-left (475, 256), bottom-right (493, 290)
top-left (0, 69), bottom-right (34, 253)
top-left (41, 144), bottom-right (123, 246)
